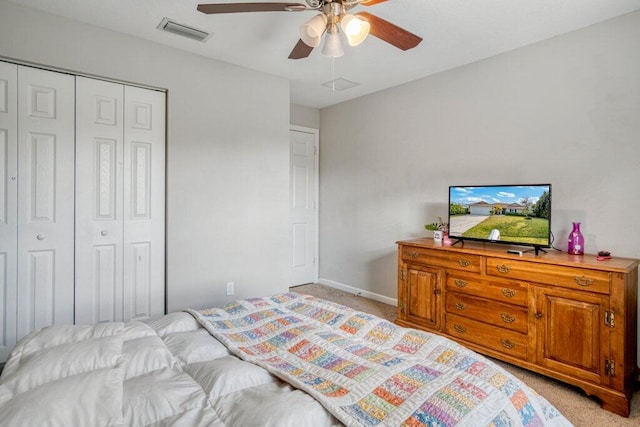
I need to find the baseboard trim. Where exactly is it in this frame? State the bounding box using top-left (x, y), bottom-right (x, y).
top-left (317, 278), bottom-right (398, 307)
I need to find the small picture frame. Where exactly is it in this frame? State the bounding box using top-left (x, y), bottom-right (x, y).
top-left (433, 230), bottom-right (444, 242)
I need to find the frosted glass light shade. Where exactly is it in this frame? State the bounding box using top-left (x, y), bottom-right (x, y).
top-left (341, 14), bottom-right (370, 46)
top-left (299, 14), bottom-right (327, 47)
top-left (321, 31), bottom-right (344, 57)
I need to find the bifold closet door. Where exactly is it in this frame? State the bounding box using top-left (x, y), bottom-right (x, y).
top-left (75, 77), bottom-right (165, 324)
top-left (122, 86), bottom-right (165, 322)
top-left (0, 62), bottom-right (18, 361)
top-left (75, 77), bottom-right (125, 324)
top-left (16, 66), bottom-right (75, 339)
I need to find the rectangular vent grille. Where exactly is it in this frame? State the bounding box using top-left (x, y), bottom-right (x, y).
top-left (157, 18), bottom-right (211, 42)
top-left (322, 78), bottom-right (360, 91)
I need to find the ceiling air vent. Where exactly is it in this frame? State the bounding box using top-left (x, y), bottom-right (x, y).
top-left (322, 78), bottom-right (360, 91)
top-left (157, 18), bottom-right (211, 42)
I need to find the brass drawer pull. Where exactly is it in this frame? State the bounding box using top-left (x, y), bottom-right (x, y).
top-left (574, 276), bottom-right (594, 287)
top-left (454, 302), bottom-right (466, 311)
top-left (501, 339), bottom-right (515, 349)
top-left (453, 324), bottom-right (466, 333)
top-left (458, 259), bottom-right (470, 267)
top-left (500, 313), bottom-right (515, 323)
top-left (454, 279), bottom-right (467, 288)
top-left (496, 264), bottom-right (511, 274)
top-left (501, 288), bottom-right (516, 298)
top-left (409, 251), bottom-right (419, 259)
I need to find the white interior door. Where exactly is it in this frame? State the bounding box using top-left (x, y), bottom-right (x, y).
top-left (0, 62), bottom-right (18, 361)
top-left (123, 85), bottom-right (165, 322)
top-left (75, 77), bottom-right (124, 324)
top-left (289, 126), bottom-right (319, 286)
top-left (16, 66), bottom-right (75, 339)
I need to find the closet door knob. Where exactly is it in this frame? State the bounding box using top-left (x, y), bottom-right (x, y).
top-left (36, 234), bottom-right (46, 240)
top-left (101, 230), bottom-right (109, 236)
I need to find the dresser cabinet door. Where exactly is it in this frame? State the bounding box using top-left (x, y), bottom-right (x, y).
top-left (533, 286), bottom-right (609, 384)
top-left (400, 264), bottom-right (443, 331)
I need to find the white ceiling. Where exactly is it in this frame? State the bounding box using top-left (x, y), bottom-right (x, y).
top-left (8, 0), bottom-right (640, 108)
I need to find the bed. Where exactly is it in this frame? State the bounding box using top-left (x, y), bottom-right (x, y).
top-left (0, 292), bottom-right (571, 426)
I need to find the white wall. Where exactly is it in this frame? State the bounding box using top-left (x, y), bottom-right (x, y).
top-left (291, 103), bottom-right (320, 129)
top-left (0, 2), bottom-right (291, 311)
top-left (319, 11), bottom-right (640, 301)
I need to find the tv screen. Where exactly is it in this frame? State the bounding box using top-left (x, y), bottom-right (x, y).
top-left (448, 184), bottom-right (552, 248)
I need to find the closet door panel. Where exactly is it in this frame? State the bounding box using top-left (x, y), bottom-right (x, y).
top-left (123, 86), bottom-right (165, 321)
top-left (75, 77), bottom-right (124, 324)
top-left (16, 66), bottom-right (75, 339)
top-left (0, 62), bottom-right (17, 361)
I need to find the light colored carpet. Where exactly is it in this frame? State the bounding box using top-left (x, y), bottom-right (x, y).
top-left (292, 283), bottom-right (640, 426)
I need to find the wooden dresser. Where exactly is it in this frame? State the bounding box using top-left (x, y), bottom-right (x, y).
top-left (396, 238), bottom-right (639, 417)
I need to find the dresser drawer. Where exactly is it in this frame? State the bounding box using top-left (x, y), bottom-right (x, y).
top-left (445, 313), bottom-right (527, 360)
top-left (446, 274), bottom-right (529, 307)
top-left (486, 258), bottom-right (610, 294)
top-left (446, 292), bottom-right (528, 334)
top-left (401, 246), bottom-right (481, 273)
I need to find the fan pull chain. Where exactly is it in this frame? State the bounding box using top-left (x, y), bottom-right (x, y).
top-left (331, 57), bottom-right (336, 92)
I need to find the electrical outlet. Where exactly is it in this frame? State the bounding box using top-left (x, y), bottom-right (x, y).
top-left (226, 281), bottom-right (235, 296)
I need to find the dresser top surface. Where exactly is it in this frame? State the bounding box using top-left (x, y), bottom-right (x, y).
top-left (397, 238), bottom-right (639, 273)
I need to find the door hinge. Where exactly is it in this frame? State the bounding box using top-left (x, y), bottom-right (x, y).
top-left (314, 145), bottom-right (318, 155)
top-left (605, 359), bottom-right (615, 376)
top-left (399, 301), bottom-right (405, 314)
top-left (400, 269), bottom-right (405, 281)
top-left (604, 310), bottom-right (615, 328)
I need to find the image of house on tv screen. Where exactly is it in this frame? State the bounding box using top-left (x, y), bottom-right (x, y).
top-left (448, 185), bottom-right (551, 246)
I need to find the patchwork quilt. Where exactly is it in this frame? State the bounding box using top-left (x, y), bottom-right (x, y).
top-left (188, 292), bottom-right (571, 427)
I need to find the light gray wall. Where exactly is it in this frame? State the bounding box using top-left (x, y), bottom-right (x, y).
top-left (291, 103), bottom-right (321, 129)
top-left (319, 11), bottom-right (640, 300)
top-left (0, 2), bottom-right (291, 311)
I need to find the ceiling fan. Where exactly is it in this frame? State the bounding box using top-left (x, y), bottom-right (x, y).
top-left (197, 0), bottom-right (422, 59)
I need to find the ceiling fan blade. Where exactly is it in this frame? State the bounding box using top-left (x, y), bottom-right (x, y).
top-left (289, 39), bottom-right (314, 59)
top-left (197, 2), bottom-right (307, 14)
top-left (361, 0), bottom-right (389, 6)
top-left (355, 11), bottom-right (422, 51)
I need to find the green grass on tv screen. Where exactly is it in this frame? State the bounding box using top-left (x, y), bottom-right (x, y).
top-left (459, 216), bottom-right (549, 245)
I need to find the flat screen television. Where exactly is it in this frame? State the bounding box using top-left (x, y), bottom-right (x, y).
top-left (448, 184), bottom-right (552, 254)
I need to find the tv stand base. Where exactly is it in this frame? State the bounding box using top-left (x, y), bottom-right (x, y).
top-left (524, 246), bottom-right (547, 256)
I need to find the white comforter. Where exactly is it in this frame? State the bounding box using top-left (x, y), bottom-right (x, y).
top-left (0, 294), bottom-right (571, 426)
top-left (0, 312), bottom-right (340, 426)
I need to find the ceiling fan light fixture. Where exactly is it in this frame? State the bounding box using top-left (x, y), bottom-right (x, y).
top-left (321, 27), bottom-right (344, 58)
top-left (299, 13), bottom-right (328, 47)
top-left (341, 14), bottom-right (370, 46)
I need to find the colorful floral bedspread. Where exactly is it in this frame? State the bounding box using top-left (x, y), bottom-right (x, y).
top-left (188, 293), bottom-right (571, 427)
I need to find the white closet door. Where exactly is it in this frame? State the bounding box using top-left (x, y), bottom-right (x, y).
top-left (123, 86), bottom-right (165, 321)
top-left (16, 66), bottom-right (75, 339)
top-left (75, 77), bottom-right (124, 324)
top-left (0, 62), bottom-right (18, 361)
